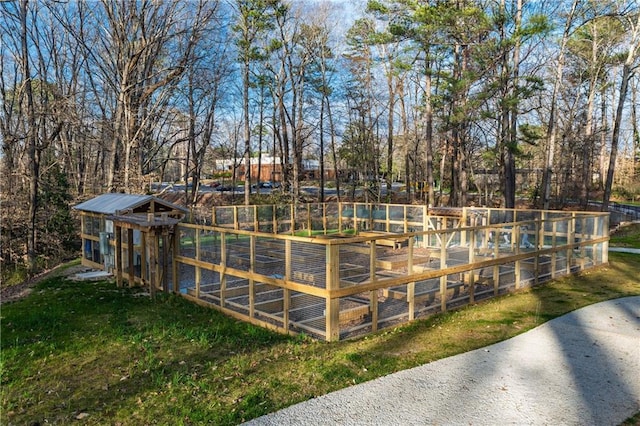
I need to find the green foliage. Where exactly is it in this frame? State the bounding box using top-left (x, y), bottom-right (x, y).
top-left (611, 185), bottom-right (640, 202)
top-left (0, 265), bottom-right (29, 288)
top-left (519, 123), bottom-right (545, 146)
top-left (39, 164), bottom-right (77, 253)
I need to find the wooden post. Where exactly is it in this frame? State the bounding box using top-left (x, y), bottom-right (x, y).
top-left (284, 240), bottom-right (291, 332)
top-left (468, 229), bottom-right (475, 303)
top-left (551, 221), bottom-right (557, 278)
top-left (404, 205), bottom-right (408, 233)
top-left (580, 216), bottom-right (587, 270)
top-left (493, 226), bottom-right (500, 296)
top-left (322, 203), bottom-right (327, 234)
top-left (354, 203), bottom-right (359, 230)
top-left (161, 231), bottom-right (168, 292)
top-left (460, 208), bottom-right (467, 246)
top-left (539, 211), bottom-right (546, 250)
top-left (370, 289), bottom-right (378, 332)
top-left (195, 228), bottom-right (201, 298)
top-left (220, 231), bottom-right (227, 308)
top-left (407, 236), bottom-right (415, 320)
top-left (254, 205), bottom-right (258, 232)
top-left (514, 225), bottom-right (521, 289)
top-left (115, 225), bottom-right (122, 287)
top-left (385, 204), bottom-right (390, 232)
top-left (272, 205), bottom-right (277, 234)
top-left (140, 231), bottom-right (147, 286)
top-left (249, 235), bottom-right (256, 318)
top-left (172, 229), bottom-right (179, 294)
top-left (603, 214), bottom-right (609, 264)
top-left (154, 232), bottom-right (161, 294)
top-left (440, 231), bottom-right (447, 312)
top-left (534, 220), bottom-right (540, 286)
top-left (290, 204), bottom-right (295, 235)
top-left (325, 244), bottom-right (340, 342)
top-left (567, 215), bottom-right (575, 275)
top-left (423, 205), bottom-right (429, 248)
top-left (148, 230), bottom-right (157, 298)
top-left (127, 228), bottom-right (134, 287)
top-left (369, 240), bottom-right (376, 283)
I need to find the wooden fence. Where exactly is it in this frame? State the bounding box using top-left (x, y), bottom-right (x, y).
top-left (168, 204), bottom-right (609, 341)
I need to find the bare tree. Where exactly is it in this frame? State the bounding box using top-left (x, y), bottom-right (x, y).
top-left (71, 0), bottom-right (212, 193)
top-left (602, 8), bottom-right (640, 210)
top-left (540, 0), bottom-right (579, 209)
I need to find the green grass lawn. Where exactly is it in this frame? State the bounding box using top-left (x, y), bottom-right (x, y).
top-left (2, 246), bottom-right (640, 425)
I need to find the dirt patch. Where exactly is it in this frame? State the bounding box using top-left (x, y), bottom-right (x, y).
top-left (0, 263), bottom-right (88, 305)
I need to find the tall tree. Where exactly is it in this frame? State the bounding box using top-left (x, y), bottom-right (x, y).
top-left (602, 8), bottom-right (640, 210)
top-left (540, 0), bottom-right (579, 209)
top-left (566, 12), bottom-right (625, 206)
top-left (344, 17), bottom-right (380, 199)
top-left (301, 11), bottom-right (337, 202)
top-left (80, 0), bottom-right (209, 193)
top-left (233, 0), bottom-right (280, 204)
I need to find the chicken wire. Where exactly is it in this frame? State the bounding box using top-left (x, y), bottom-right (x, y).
top-left (170, 205), bottom-right (609, 341)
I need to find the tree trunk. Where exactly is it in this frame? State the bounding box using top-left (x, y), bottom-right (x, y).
top-left (541, 0), bottom-right (578, 209)
top-left (603, 44), bottom-right (638, 209)
top-left (21, 0), bottom-right (39, 271)
top-left (425, 60), bottom-right (435, 207)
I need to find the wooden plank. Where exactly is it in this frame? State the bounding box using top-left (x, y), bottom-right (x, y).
top-left (297, 298), bottom-right (370, 327)
top-left (231, 252), bottom-right (283, 268)
top-left (384, 280), bottom-right (465, 304)
top-left (340, 270), bottom-right (402, 287)
top-left (360, 231), bottom-right (408, 249)
top-left (376, 254), bottom-right (430, 270)
top-left (293, 263), bottom-right (365, 285)
top-left (326, 244), bottom-right (340, 342)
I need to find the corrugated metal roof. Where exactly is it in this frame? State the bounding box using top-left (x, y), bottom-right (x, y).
top-left (73, 193), bottom-right (186, 215)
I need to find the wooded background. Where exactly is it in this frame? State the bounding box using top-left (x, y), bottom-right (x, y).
top-left (1, 0), bottom-right (639, 276)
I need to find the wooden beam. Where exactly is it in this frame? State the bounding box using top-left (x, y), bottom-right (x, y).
top-left (127, 228), bottom-right (134, 287)
top-left (115, 225), bottom-right (122, 287)
top-left (325, 244), bottom-right (340, 342)
top-left (172, 232), bottom-right (179, 294)
top-left (162, 232), bottom-right (169, 292)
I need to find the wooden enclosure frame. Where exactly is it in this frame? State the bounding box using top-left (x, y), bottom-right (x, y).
top-left (161, 203), bottom-right (609, 341)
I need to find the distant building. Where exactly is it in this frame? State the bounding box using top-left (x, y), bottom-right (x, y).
top-left (213, 155), bottom-right (336, 182)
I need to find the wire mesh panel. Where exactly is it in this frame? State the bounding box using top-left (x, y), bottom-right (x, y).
top-left (171, 205), bottom-right (610, 341)
top-left (257, 205), bottom-right (276, 233)
top-left (514, 209), bottom-right (540, 223)
top-left (287, 292), bottom-right (327, 339)
top-left (275, 204), bottom-right (292, 234)
top-left (213, 206), bottom-right (235, 228)
top-left (198, 229), bottom-right (221, 264)
top-left (179, 227), bottom-right (197, 258)
top-left (289, 241), bottom-right (327, 288)
top-left (253, 236), bottom-right (286, 278)
top-left (323, 204), bottom-right (340, 231)
top-left (178, 263), bottom-right (196, 295)
top-left (309, 203), bottom-right (327, 233)
top-left (376, 285), bottom-right (415, 331)
top-left (236, 206), bottom-right (255, 231)
top-left (225, 233), bottom-right (251, 272)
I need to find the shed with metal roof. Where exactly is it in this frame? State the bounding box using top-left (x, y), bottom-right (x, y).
top-left (74, 194), bottom-right (187, 272)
